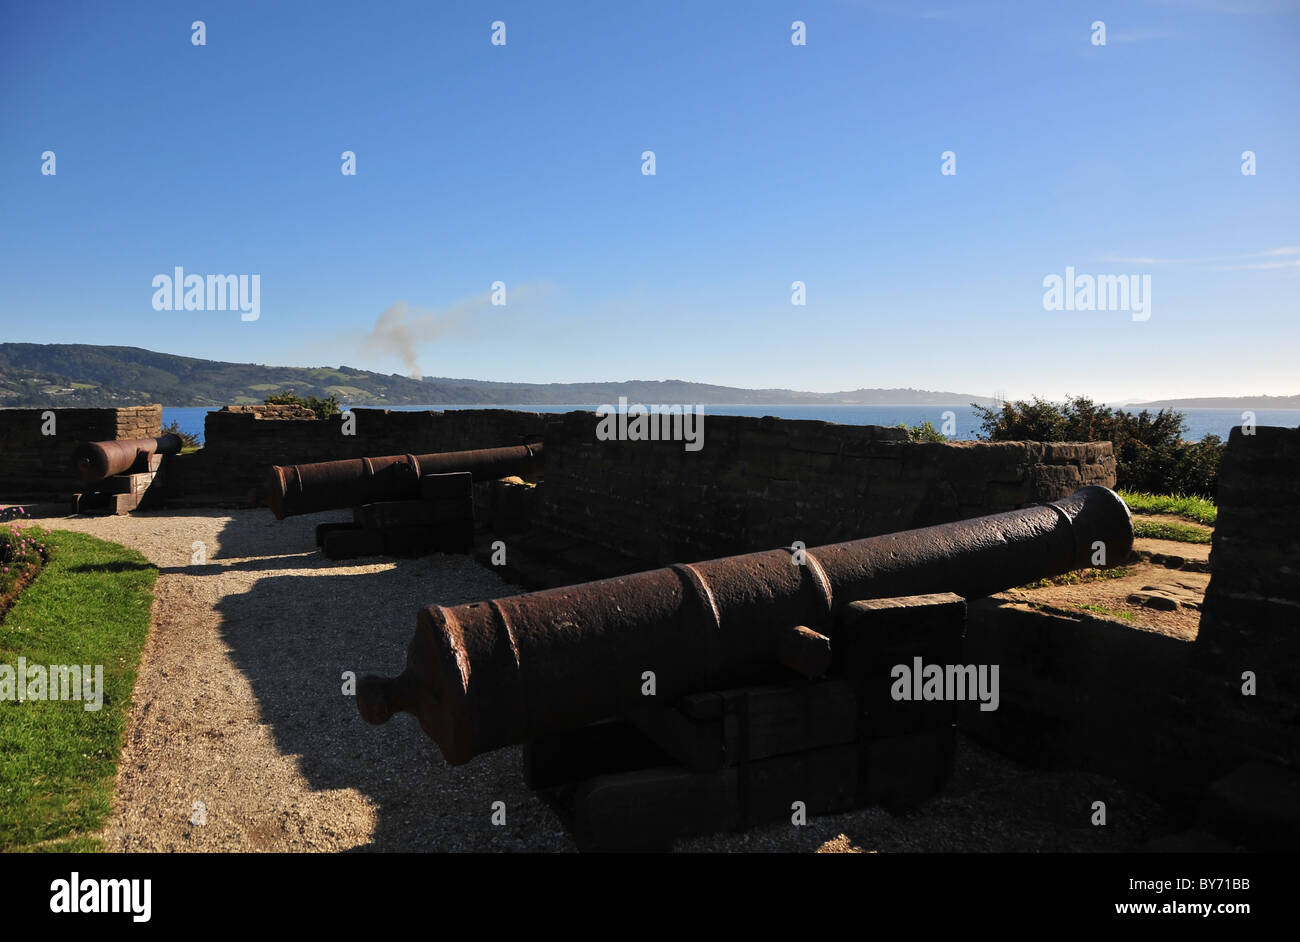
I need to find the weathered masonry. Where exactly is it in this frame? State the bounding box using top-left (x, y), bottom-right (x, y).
top-left (0, 405), bottom-right (162, 498)
top-left (507, 411), bottom-right (1116, 583)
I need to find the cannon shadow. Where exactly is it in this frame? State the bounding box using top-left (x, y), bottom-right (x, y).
top-left (209, 510), bottom-right (573, 851)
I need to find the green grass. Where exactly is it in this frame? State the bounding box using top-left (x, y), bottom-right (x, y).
top-left (1132, 519), bottom-right (1213, 545)
top-left (1118, 490), bottom-right (1217, 526)
top-left (1074, 603), bottom-right (1136, 622)
top-left (0, 530), bottom-right (157, 853)
top-left (1020, 565), bottom-right (1134, 590)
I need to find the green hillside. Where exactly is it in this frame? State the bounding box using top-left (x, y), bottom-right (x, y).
top-left (0, 343), bottom-right (995, 408)
top-left (0, 344), bottom-right (440, 407)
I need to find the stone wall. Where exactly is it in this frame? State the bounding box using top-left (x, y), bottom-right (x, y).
top-left (161, 407), bottom-right (549, 505)
top-left (1199, 425), bottom-right (1300, 723)
top-left (959, 426), bottom-right (1300, 837)
top-left (2, 405), bottom-right (1117, 538)
top-left (515, 411), bottom-right (1116, 580)
top-left (962, 594), bottom-right (1300, 823)
top-left (961, 601), bottom-right (1205, 805)
top-left (0, 405), bottom-right (162, 498)
top-left (1200, 426), bottom-right (1300, 669)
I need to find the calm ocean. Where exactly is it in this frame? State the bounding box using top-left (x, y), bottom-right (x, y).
top-left (161, 403), bottom-right (1300, 447)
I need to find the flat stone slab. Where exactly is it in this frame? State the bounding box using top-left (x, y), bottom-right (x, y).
top-left (1127, 579), bottom-right (1205, 611)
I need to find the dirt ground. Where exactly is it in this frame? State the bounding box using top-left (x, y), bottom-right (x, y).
top-left (7, 502), bottom-right (1204, 852)
top-left (996, 517), bottom-right (1211, 640)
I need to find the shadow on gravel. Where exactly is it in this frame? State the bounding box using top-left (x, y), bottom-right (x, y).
top-left (159, 554), bottom-right (323, 576)
top-left (206, 507), bottom-right (351, 560)
top-left (210, 510), bottom-right (569, 852)
top-left (65, 560), bottom-right (156, 574)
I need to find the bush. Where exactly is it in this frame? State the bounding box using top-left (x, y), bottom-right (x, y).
top-left (265, 390), bottom-right (341, 420)
top-left (160, 419), bottom-right (201, 449)
top-left (972, 396), bottom-right (1222, 498)
top-left (897, 420), bottom-right (949, 443)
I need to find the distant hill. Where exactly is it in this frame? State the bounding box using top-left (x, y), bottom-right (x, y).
top-left (1130, 395), bottom-right (1300, 409)
top-left (0, 343), bottom-right (997, 408)
top-left (0, 343), bottom-right (435, 407)
top-left (0, 362), bottom-right (148, 407)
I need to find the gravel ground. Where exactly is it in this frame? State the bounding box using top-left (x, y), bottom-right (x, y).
top-left (11, 504), bottom-right (1183, 853)
top-left (17, 504), bottom-right (568, 852)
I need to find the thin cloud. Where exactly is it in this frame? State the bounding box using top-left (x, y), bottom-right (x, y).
top-left (1101, 247), bottom-right (1300, 268)
top-left (1213, 258), bottom-right (1300, 271)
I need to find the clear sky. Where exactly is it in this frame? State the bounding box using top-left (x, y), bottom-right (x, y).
top-left (1, 0), bottom-right (1296, 402)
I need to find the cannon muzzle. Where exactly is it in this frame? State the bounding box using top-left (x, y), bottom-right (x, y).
top-left (266, 442), bottom-right (545, 519)
top-left (359, 485), bottom-right (1133, 765)
top-left (72, 433), bottom-right (183, 483)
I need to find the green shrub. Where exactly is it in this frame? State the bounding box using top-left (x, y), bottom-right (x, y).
top-left (897, 420), bottom-right (949, 443)
top-left (972, 396), bottom-right (1222, 498)
top-left (160, 419), bottom-right (201, 449)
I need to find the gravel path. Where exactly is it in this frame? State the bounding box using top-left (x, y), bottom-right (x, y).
top-left (20, 504), bottom-right (571, 852)
top-left (13, 504), bottom-right (1183, 852)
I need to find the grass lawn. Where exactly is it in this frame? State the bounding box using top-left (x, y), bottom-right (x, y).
top-left (1132, 519), bottom-right (1213, 545)
top-left (1118, 490), bottom-right (1217, 526)
top-left (0, 530), bottom-right (156, 852)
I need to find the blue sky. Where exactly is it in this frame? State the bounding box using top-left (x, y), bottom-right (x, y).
top-left (1, 0), bottom-right (1297, 401)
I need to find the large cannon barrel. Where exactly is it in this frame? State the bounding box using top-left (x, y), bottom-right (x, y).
top-left (266, 442), bottom-right (545, 519)
top-left (357, 485), bottom-right (1133, 765)
top-left (72, 434), bottom-right (183, 483)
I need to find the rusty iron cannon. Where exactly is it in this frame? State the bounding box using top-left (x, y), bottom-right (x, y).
top-left (265, 442), bottom-right (545, 519)
top-left (357, 485), bottom-right (1133, 765)
top-left (72, 433), bottom-right (183, 484)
